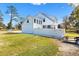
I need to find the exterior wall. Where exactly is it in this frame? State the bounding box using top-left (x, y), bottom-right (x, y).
top-left (33, 23), bottom-right (42, 29)
top-left (22, 16), bottom-right (33, 33)
top-left (33, 17), bottom-right (42, 29)
top-left (22, 13), bottom-right (65, 38)
top-left (33, 29), bottom-right (65, 38)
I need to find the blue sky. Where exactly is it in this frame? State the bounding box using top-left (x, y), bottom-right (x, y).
top-left (0, 3), bottom-right (74, 26)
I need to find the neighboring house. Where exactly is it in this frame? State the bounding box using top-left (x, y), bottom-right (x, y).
top-left (22, 12), bottom-right (65, 38)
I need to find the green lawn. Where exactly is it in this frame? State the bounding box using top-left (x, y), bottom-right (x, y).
top-left (0, 32), bottom-right (59, 56)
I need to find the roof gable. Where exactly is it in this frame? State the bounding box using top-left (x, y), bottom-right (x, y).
top-left (35, 12), bottom-right (57, 22)
top-left (22, 12), bottom-right (57, 25)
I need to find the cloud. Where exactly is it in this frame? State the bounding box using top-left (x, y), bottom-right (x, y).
top-left (31, 3), bottom-right (46, 5)
top-left (68, 3), bottom-right (79, 7)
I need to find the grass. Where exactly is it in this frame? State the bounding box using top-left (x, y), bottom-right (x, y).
top-left (0, 32), bottom-right (59, 56)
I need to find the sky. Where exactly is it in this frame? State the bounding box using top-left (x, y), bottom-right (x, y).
top-left (0, 3), bottom-right (74, 26)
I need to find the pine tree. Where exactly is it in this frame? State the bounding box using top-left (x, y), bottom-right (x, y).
top-left (6, 5), bottom-right (18, 29)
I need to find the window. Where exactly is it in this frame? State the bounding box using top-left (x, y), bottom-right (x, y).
top-left (47, 25), bottom-right (51, 28)
top-left (39, 20), bottom-right (40, 24)
top-left (37, 20), bottom-right (38, 24)
top-left (39, 21), bottom-right (42, 24)
top-left (27, 20), bottom-right (29, 23)
top-left (43, 18), bottom-right (45, 22)
top-left (40, 21), bottom-right (42, 24)
top-left (52, 26), bottom-right (55, 29)
top-left (43, 25), bottom-right (46, 28)
top-left (34, 19), bottom-right (36, 23)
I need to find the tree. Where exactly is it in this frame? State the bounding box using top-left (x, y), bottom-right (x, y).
top-left (63, 16), bottom-right (70, 29)
top-left (68, 6), bottom-right (79, 29)
top-left (62, 4), bottom-right (79, 31)
top-left (15, 23), bottom-right (22, 30)
top-left (0, 10), bottom-right (3, 21)
top-left (75, 21), bottom-right (79, 29)
top-left (6, 5), bottom-right (18, 29)
top-left (70, 6), bottom-right (79, 20)
top-left (14, 16), bottom-right (25, 30)
top-left (0, 10), bottom-right (5, 30)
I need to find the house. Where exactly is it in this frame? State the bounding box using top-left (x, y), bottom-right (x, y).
top-left (22, 12), bottom-right (65, 38)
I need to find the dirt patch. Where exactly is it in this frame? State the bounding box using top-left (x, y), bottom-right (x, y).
top-left (58, 41), bottom-right (79, 56)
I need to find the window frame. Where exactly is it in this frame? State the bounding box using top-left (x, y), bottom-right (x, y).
top-left (27, 20), bottom-right (29, 23)
top-left (43, 18), bottom-right (45, 22)
top-left (43, 25), bottom-right (46, 28)
top-left (34, 19), bottom-right (36, 23)
top-left (47, 25), bottom-right (51, 28)
top-left (37, 20), bottom-right (38, 24)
